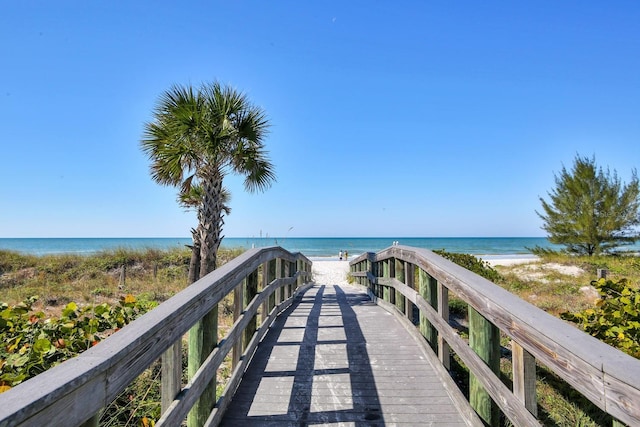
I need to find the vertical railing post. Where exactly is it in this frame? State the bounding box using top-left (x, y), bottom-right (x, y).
top-left (469, 307), bottom-right (500, 426)
top-left (437, 283), bottom-right (450, 370)
top-left (394, 258), bottom-right (405, 314)
top-left (244, 269), bottom-right (259, 349)
top-left (232, 280), bottom-right (245, 369)
top-left (79, 413), bottom-right (100, 427)
top-left (382, 259), bottom-right (390, 302)
top-left (187, 305), bottom-right (217, 426)
top-left (405, 262), bottom-right (415, 322)
top-left (260, 263), bottom-right (268, 323)
top-left (419, 269), bottom-right (438, 350)
top-left (267, 259), bottom-right (277, 312)
top-left (275, 258), bottom-right (282, 305)
top-left (512, 341), bottom-right (537, 417)
top-left (284, 261), bottom-right (291, 300)
top-left (372, 259), bottom-right (379, 297)
top-left (161, 340), bottom-right (182, 414)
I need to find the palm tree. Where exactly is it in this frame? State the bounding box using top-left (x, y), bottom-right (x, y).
top-left (141, 81), bottom-right (275, 425)
top-left (141, 81), bottom-right (275, 275)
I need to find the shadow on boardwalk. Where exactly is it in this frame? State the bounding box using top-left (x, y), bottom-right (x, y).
top-left (221, 284), bottom-right (467, 426)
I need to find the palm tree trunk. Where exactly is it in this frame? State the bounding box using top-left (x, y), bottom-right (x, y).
top-left (188, 170), bottom-right (224, 427)
top-left (198, 171), bottom-right (224, 277)
top-left (187, 229), bottom-right (200, 284)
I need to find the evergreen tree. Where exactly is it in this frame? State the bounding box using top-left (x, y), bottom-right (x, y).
top-left (537, 155), bottom-right (640, 256)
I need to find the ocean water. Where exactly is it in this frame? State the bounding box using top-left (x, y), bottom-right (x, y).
top-left (0, 237), bottom-right (562, 257)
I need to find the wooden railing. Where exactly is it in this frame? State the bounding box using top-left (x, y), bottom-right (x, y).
top-left (350, 245), bottom-right (640, 427)
top-left (0, 246), bottom-right (312, 427)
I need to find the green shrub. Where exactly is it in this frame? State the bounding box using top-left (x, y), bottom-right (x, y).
top-left (561, 278), bottom-right (640, 358)
top-left (433, 249), bottom-right (503, 283)
top-left (0, 295), bottom-right (156, 392)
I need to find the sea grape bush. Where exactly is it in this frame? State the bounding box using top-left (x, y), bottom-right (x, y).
top-left (433, 249), bottom-right (503, 283)
top-left (0, 295), bottom-right (156, 392)
top-left (561, 278), bottom-right (640, 358)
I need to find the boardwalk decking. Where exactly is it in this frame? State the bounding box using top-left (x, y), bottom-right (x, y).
top-left (221, 283), bottom-right (470, 426)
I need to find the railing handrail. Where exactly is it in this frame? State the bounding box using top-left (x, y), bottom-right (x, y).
top-left (350, 245), bottom-right (640, 426)
top-left (0, 246), bottom-right (312, 427)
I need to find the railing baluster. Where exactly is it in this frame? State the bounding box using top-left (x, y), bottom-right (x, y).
top-left (395, 258), bottom-right (405, 314)
top-left (244, 269), bottom-right (259, 350)
top-left (405, 262), bottom-right (415, 323)
top-left (469, 307), bottom-right (500, 427)
top-left (418, 268), bottom-right (437, 350)
top-left (383, 259), bottom-right (391, 302)
top-left (512, 341), bottom-right (537, 417)
top-left (437, 282), bottom-right (450, 370)
top-left (162, 340), bottom-right (182, 414)
top-left (260, 262), bottom-right (268, 324)
top-left (232, 281), bottom-right (244, 369)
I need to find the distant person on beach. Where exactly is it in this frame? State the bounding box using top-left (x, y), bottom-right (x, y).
top-left (339, 250), bottom-right (343, 260)
top-left (344, 250), bottom-right (348, 260)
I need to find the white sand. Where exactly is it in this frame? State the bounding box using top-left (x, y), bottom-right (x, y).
top-left (310, 255), bottom-right (584, 286)
top-left (311, 260), bottom-right (350, 285)
top-left (482, 256), bottom-right (540, 267)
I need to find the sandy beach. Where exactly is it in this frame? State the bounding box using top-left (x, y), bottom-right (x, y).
top-left (311, 254), bottom-right (589, 288)
top-left (312, 260), bottom-right (351, 285)
top-left (309, 253), bottom-right (591, 286)
top-left (311, 255), bottom-right (541, 285)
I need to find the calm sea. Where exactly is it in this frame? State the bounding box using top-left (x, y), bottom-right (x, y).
top-left (0, 237), bottom-right (563, 258)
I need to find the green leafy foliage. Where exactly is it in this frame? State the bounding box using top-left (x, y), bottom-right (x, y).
top-left (433, 249), bottom-right (503, 283)
top-left (0, 295), bottom-right (156, 392)
top-left (561, 278), bottom-right (640, 358)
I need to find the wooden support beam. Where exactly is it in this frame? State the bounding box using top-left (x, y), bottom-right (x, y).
top-left (418, 268), bottom-right (437, 350)
top-left (469, 307), bottom-right (500, 427)
top-left (512, 341), bottom-right (537, 417)
top-left (437, 283), bottom-right (450, 370)
top-left (162, 341), bottom-right (182, 414)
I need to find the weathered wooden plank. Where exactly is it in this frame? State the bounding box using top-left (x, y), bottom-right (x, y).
top-left (221, 283), bottom-right (480, 426)
top-left (161, 341), bottom-right (182, 413)
top-left (512, 341), bottom-right (537, 417)
top-left (468, 307), bottom-right (500, 427)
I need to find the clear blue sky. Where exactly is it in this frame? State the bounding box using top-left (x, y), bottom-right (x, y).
top-left (1, 1), bottom-right (639, 238)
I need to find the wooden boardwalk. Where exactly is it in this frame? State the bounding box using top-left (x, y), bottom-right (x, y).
top-left (221, 283), bottom-right (470, 426)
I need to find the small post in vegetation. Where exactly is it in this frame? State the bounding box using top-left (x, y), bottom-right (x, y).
top-left (597, 268), bottom-right (608, 279)
top-left (469, 307), bottom-right (500, 427)
top-left (119, 264), bottom-right (126, 287)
